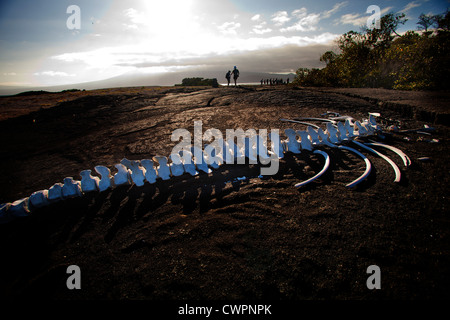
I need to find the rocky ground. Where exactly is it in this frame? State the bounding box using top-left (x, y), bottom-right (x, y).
top-left (0, 85), bottom-right (448, 302)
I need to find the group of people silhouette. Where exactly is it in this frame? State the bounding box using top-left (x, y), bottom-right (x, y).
top-left (225, 66), bottom-right (290, 87)
top-left (261, 78), bottom-right (289, 85)
top-left (225, 66), bottom-right (240, 86)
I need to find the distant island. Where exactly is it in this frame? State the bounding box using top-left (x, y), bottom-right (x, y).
top-left (177, 77), bottom-right (219, 88)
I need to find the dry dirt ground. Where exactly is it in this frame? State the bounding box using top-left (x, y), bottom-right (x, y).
top-left (0, 85), bottom-right (449, 303)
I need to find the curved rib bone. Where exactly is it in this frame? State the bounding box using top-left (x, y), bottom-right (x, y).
top-left (352, 140), bottom-right (401, 183)
top-left (294, 150), bottom-right (330, 188)
top-left (365, 142), bottom-right (411, 167)
top-left (1, 112), bottom-right (415, 224)
top-left (280, 118), bottom-right (321, 129)
top-left (338, 145), bottom-right (372, 188)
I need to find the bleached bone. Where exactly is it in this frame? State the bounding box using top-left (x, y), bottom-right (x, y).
top-left (29, 190), bottom-right (49, 208)
top-left (80, 170), bottom-right (100, 192)
top-left (363, 118), bottom-right (376, 135)
top-left (140, 159), bottom-right (158, 183)
top-left (0, 203), bottom-right (12, 223)
top-left (169, 153), bottom-right (185, 176)
top-left (62, 177), bottom-right (82, 198)
top-left (204, 143), bottom-right (222, 169)
top-left (48, 183), bottom-right (64, 201)
top-left (9, 198), bottom-right (31, 218)
top-left (338, 145), bottom-right (372, 188)
top-left (344, 119), bottom-right (355, 138)
top-left (352, 140), bottom-right (401, 183)
top-left (269, 132), bottom-right (284, 159)
top-left (191, 146), bottom-right (211, 174)
top-left (295, 117), bottom-right (336, 124)
top-left (330, 116), bottom-right (355, 125)
top-left (295, 150), bottom-right (330, 187)
top-left (280, 118), bottom-right (320, 129)
top-left (244, 137), bottom-right (258, 162)
top-left (326, 122), bottom-right (340, 144)
top-left (297, 130), bottom-right (313, 151)
top-left (337, 122), bottom-right (350, 141)
top-left (121, 158), bottom-right (146, 186)
top-left (284, 129), bottom-right (301, 154)
top-left (226, 139), bottom-right (245, 163)
top-left (317, 127), bottom-right (337, 148)
top-left (354, 121), bottom-right (369, 136)
top-left (222, 139), bottom-right (234, 163)
top-left (95, 165), bottom-right (113, 191)
top-left (178, 150), bottom-right (198, 176)
top-left (368, 114), bottom-right (379, 132)
top-left (256, 134), bottom-right (271, 162)
top-left (1, 113), bottom-right (412, 224)
top-left (307, 126), bottom-right (321, 145)
top-left (113, 163), bottom-right (132, 186)
top-left (365, 142), bottom-right (411, 167)
top-left (153, 156), bottom-right (171, 180)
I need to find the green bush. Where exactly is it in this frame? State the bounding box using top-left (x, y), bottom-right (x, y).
top-left (294, 10), bottom-right (450, 90)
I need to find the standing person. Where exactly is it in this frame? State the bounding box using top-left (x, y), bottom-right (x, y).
top-left (231, 66), bottom-right (239, 86)
top-left (225, 70), bottom-right (231, 86)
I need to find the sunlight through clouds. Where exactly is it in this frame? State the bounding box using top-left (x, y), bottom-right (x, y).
top-left (3, 0), bottom-right (444, 89)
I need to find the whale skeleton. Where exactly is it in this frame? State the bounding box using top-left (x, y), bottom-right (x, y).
top-left (1, 114), bottom-right (413, 223)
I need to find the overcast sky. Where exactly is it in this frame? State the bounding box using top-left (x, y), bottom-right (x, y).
top-left (0, 0), bottom-right (448, 87)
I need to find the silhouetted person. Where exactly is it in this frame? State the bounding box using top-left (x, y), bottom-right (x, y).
top-left (225, 70), bottom-right (231, 86)
top-left (231, 66), bottom-right (239, 86)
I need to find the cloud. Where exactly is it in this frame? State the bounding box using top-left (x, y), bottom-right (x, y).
top-left (251, 14), bottom-right (261, 21)
top-left (251, 21), bottom-right (272, 35)
top-left (339, 6), bottom-right (392, 27)
top-left (281, 13), bottom-right (321, 32)
top-left (279, 3), bottom-right (347, 33)
top-left (322, 2), bottom-right (348, 19)
top-left (33, 71), bottom-right (76, 77)
top-left (271, 11), bottom-right (291, 26)
top-left (402, 1), bottom-right (422, 13)
top-left (218, 21), bottom-right (241, 35)
top-left (252, 27), bottom-right (272, 35)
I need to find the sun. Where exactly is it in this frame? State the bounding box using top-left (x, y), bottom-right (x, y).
top-left (140, 0), bottom-right (197, 38)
